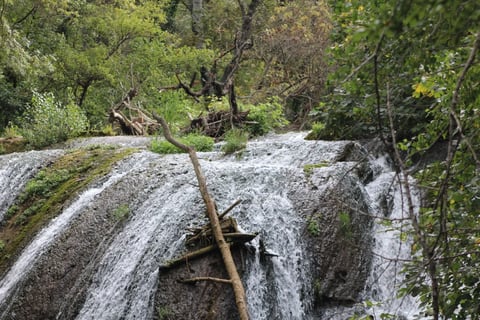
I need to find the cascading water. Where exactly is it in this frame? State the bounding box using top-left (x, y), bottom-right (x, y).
top-left (363, 157), bottom-right (422, 319)
top-left (0, 150), bottom-right (63, 221)
top-left (0, 152), bottom-right (150, 316)
top-left (0, 133), bottom-right (423, 319)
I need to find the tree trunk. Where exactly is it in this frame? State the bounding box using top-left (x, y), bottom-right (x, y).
top-left (191, 0), bottom-right (204, 48)
top-left (153, 113), bottom-right (250, 320)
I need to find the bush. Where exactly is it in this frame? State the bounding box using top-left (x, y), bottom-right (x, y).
top-left (222, 129), bottom-right (248, 154)
top-left (304, 122), bottom-right (326, 140)
top-left (17, 91), bottom-right (88, 148)
top-left (246, 97), bottom-right (289, 136)
top-left (150, 133), bottom-right (214, 154)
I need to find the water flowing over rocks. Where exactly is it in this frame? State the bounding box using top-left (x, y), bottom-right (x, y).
top-left (0, 132), bottom-right (420, 319)
top-left (0, 150), bottom-right (64, 221)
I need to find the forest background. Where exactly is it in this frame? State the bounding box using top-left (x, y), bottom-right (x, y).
top-left (1, 0), bottom-right (479, 319)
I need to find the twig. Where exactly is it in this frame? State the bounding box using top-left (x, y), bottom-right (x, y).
top-left (219, 199), bottom-right (242, 219)
top-left (179, 276), bottom-right (232, 285)
top-left (449, 31), bottom-right (480, 168)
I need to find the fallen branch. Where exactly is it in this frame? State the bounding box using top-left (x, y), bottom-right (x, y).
top-left (153, 113), bottom-right (250, 320)
top-left (159, 244), bottom-right (218, 271)
top-left (219, 199), bottom-right (242, 220)
top-left (179, 277), bottom-right (232, 285)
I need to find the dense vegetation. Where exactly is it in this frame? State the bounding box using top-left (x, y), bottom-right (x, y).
top-left (1, 0), bottom-right (479, 319)
top-left (317, 1), bottom-right (479, 319)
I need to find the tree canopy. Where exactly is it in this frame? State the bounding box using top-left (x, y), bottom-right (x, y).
top-left (1, 0), bottom-right (479, 318)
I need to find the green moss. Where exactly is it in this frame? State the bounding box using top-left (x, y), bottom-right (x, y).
top-left (307, 218), bottom-right (320, 236)
top-left (156, 305), bottom-right (173, 320)
top-left (0, 146), bottom-right (137, 274)
top-left (112, 204), bottom-right (130, 221)
top-left (303, 162), bottom-right (329, 177)
top-left (339, 211), bottom-right (352, 239)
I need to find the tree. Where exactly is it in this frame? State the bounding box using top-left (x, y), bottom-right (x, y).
top-left (251, 0), bottom-right (332, 125)
top-left (0, 0), bottom-right (55, 130)
top-left (159, 0), bottom-right (262, 117)
top-left (317, 0), bottom-right (480, 318)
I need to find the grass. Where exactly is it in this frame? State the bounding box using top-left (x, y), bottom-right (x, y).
top-left (149, 133), bottom-right (214, 154)
top-left (221, 129), bottom-right (248, 155)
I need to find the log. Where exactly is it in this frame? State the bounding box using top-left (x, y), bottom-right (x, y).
top-left (159, 233), bottom-right (257, 272)
top-left (186, 216), bottom-right (240, 245)
top-left (159, 244), bottom-right (217, 271)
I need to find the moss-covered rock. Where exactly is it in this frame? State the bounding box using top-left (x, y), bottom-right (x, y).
top-left (0, 146), bottom-right (137, 274)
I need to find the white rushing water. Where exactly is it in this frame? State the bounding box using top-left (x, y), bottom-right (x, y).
top-left (77, 136), bottom-right (319, 319)
top-left (363, 156), bottom-right (422, 318)
top-left (76, 172), bottom-right (199, 319)
top-left (0, 132), bottom-right (423, 319)
top-left (0, 150), bottom-right (63, 221)
top-left (0, 153), bottom-right (145, 311)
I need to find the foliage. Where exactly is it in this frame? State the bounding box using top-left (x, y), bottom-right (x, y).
top-left (251, 0), bottom-right (332, 121)
top-left (246, 98), bottom-right (289, 136)
top-left (16, 91), bottom-right (88, 148)
top-left (156, 305), bottom-right (173, 320)
top-left (305, 122), bottom-right (326, 140)
top-left (149, 133), bottom-right (214, 154)
top-left (338, 211), bottom-right (352, 238)
top-left (2, 125), bottom-right (21, 139)
top-left (306, 217), bottom-right (320, 237)
top-left (316, 0), bottom-right (480, 318)
top-left (222, 129), bottom-right (248, 155)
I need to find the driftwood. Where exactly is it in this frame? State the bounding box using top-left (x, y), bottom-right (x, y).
top-left (188, 110), bottom-right (250, 138)
top-left (108, 88), bottom-right (159, 135)
top-left (153, 113), bottom-right (251, 320)
top-left (159, 232), bottom-right (257, 271)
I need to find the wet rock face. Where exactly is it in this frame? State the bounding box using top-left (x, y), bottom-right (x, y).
top-left (154, 249), bottom-right (246, 320)
top-left (303, 161), bottom-right (374, 309)
top-left (0, 157), bottom-right (156, 319)
top-left (0, 134), bottom-right (388, 319)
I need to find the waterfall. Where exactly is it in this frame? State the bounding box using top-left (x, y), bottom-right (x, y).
top-left (76, 170), bottom-right (200, 320)
top-left (0, 150), bottom-right (63, 221)
top-left (0, 153), bottom-right (147, 314)
top-left (0, 133), bottom-right (423, 319)
top-left (364, 157), bottom-right (422, 319)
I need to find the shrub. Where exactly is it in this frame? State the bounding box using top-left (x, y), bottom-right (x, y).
top-left (2, 125), bottom-right (21, 138)
top-left (222, 129), bottom-right (248, 154)
top-left (246, 97), bottom-right (289, 136)
top-left (17, 91), bottom-right (88, 148)
top-left (305, 122), bottom-right (326, 140)
top-left (150, 133), bottom-right (214, 154)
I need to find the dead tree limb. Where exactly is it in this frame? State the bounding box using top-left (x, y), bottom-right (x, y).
top-left (159, 244), bottom-right (218, 270)
top-left (219, 199), bottom-right (242, 220)
top-left (153, 113), bottom-right (250, 320)
top-left (109, 88), bottom-right (159, 135)
top-left (179, 277), bottom-right (232, 285)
